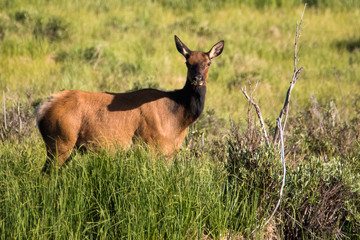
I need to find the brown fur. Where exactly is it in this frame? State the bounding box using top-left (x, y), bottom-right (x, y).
top-left (36, 36), bottom-right (224, 172)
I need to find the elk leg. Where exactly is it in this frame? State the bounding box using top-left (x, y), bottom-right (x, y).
top-left (41, 138), bottom-right (76, 173)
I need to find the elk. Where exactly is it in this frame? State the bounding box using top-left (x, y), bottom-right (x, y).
top-left (36, 35), bottom-right (224, 173)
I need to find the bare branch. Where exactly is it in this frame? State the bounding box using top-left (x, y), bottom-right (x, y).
top-left (241, 87), bottom-right (270, 145)
top-left (279, 67), bottom-right (304, 135)
top-left (253, 3), bottom-right (307, 236)
top-left (273, 3), bottom-right (306, 145)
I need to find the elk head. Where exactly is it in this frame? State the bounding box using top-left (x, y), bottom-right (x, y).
top-left (175, 35), bottom-right (224, 87)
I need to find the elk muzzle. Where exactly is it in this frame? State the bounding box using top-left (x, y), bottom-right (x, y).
top-left (191, 75), bottom-right (205, 86)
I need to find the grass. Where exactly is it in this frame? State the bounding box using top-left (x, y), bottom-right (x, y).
top-left (1, 1), bottom-right (360, 120)
top-left (2, 113), bottom-right (359, 238)
top-left (0, 144), bottom-right (251, 239)
top-left (1, 0), bottom-right (360, 239)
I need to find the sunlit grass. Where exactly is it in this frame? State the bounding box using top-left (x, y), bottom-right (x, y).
top-left (1, 1), bottom-right (360, 121)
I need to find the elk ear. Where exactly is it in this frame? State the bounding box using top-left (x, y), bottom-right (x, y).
top-left (208, 40), bottom-right (224, 59)
top-left (175, 35), bottom-right (191, 59)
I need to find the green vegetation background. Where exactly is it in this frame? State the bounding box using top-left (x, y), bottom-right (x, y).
top-left (1, 0), bottom-right (360, 239)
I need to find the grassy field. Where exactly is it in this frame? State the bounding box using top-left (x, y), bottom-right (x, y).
top-left (1, 0), bottom-right (360, 239)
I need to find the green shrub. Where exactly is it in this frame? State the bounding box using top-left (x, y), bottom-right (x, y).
top-left (33, 16), bottom-right (69, 42)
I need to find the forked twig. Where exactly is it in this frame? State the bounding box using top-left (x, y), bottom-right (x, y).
top-left (273, 3), bottom-right (306, 145)
top-left (251, 3), bottom-right (307, 235)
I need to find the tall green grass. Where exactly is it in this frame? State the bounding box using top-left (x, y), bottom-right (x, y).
top-left (1, 113), bottom-right (359, 239)
top-left (0, 143), bottom-right (272, 239)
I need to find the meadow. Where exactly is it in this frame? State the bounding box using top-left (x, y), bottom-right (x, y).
top-left (1, 0), bottom-right (360, 239)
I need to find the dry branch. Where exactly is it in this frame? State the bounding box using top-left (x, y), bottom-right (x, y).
top-left (263, 2), bottom-right (306, 231)
top-left (250, 3), bottom-right (307, 235)
top-left (241, 87), bottom-right (270, 145)
top-left (273, 4), bottom-right (306, 145)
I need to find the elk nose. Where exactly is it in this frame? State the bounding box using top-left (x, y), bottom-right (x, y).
top-left (192, 75), bottom-right (203, 82)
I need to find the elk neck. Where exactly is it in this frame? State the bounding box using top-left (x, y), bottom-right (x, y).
top-left (171, 76), bottom-right (206, 123)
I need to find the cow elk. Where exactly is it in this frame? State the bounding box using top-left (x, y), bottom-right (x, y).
top-left (36, 35), bottom-right (224, 173)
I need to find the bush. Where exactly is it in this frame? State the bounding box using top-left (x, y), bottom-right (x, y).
top-left (0, 91), bottom-right (39, 142)
top-left (33, 16), bottom-right (69, 42)
top-left (221, 99), bottom-right (360, 238)
top-left (286, 96), bottom-right (360, 159)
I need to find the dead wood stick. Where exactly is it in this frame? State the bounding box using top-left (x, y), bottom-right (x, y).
top-left (241, 87), bottom-right (270, 145)
top-left (273, 4), bottom-right (306, 144)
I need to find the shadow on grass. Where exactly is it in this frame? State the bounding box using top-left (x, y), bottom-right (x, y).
top-left (335, 38), bottom-right (360, 52)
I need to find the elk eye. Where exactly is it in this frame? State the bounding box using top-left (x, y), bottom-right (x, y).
top-left (207, 62), bottom-right (211, 66)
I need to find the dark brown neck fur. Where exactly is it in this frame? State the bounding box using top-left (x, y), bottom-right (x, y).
top-left (170, 78), bottom-right (206, 124)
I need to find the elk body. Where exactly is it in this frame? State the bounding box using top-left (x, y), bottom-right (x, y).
top-left (36, 36), bottom-right (224, 173)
